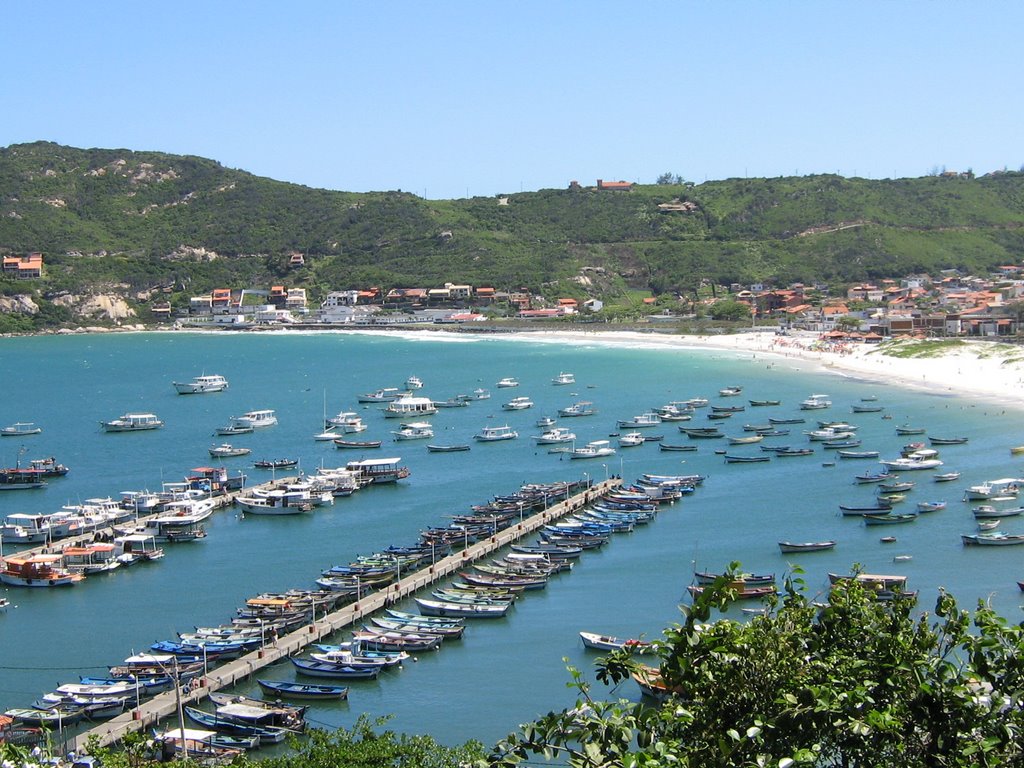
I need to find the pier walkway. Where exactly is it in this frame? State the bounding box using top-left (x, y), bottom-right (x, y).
top-left (73, 478), bottom-right (622, 749)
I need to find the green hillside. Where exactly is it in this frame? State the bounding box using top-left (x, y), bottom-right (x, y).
top-left (2, 142), bottom-right (1023, 310)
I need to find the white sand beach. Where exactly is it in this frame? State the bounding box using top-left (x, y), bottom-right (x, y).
top-left (485, 329), bottom-right (1024, 409)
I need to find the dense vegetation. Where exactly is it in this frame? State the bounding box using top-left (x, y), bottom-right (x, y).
top-left (488, 569), bottom-right (1024, 767)
top-left (2, 142), bottom-right (1024, 316)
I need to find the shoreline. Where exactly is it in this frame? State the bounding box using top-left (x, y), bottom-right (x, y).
top-left (7, 322), bottom-right (1024, 409)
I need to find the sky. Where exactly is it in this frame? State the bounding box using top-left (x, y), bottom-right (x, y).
top-left (4, 2), bottom-right (1022, 200)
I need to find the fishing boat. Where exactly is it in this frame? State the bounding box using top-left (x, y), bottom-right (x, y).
top-left (659, 443), bottom-right (698, 452)
top-left (748, 399), bottom-right (781, 407)
top-left (854, 471), bottom-right (894, 484)
top-left (579, 631), bottom-right (651, 652)
top-left (617, 412), bottom-right (662, 428)
top-left (895, 425), bottom-right (927, 436)
top-left (208, 444), bottom-right (251, 458)
top-left (233, 410), bottom-right (277, 429)
top-left (851, 404), bottom-right (884, 413)
top-left (961, 532), bottom-right (1024, 546)
top-left (769, 417), bottom-right (806, 424)
top-left (0, 422), bottom-right (42, 436)
top-left (693, 571), bottom-right (775, 586)
top-left (496, 377), bottom-right (519, 388)
top-left (839, 502), bottom-right (894, 515)
top-left (878, 480), bottom-right (915, 493)
top-left (391, 422), bottom-right (434, 441)
top-left (971, 505), bottom-right (1024, 519)
top-left (100, 412), bottom-right (164, 432)
top-left (502, 396), bottom-right (534, 411)
top-left (215, 423), bottom-right (254, 436)
top-left (880, 457), bottom-right (943, 471)
top-left (933, 472), bottom-right (961, 482)
top-left (334, 438), bottom-right (383, 449)
top-left (0, 554), bottom-right (84, 587)
top-left (426, 444), bottom-right (470, 452)
top-left (724, 454), bottom-right (770, 463)
top-left (414, 597), bottom-right (511, 618)
top-left (173, 374), bottom-right (229, 394)
top-left (963, 479), bottom-right (1021, 501)
top-left (569, 440), bottom-right (616, 459)
top-left (687, 583), bottom-right (776, 599)
top-left (466, 388), bottom-right (490, 400)
top-left (828, 572), bottom-right (908, 589)
top-left (252, 458), bottom-right (299, 469)
top-left (552, 372), bottom-right (575, 385)
top-left (27, 456), bottom-right (69, 476)
top-left (358, 387), bottom-right (404, 403)
top-left (558, 401), bottom-right (597, 417)
top-left (776, 447), bottom-right (814, 457)
top-left (618, 432), bottom-right (645, 447)
top-left (256, 680), bottom-right (349, 700)
top-left (718, 386), bottom-right (743, 397)
top-left (916, 501), bottom-right (947, 513)
top-left (474, 425), bottom-right (518, 442)
top-left (799, 394), bottom-right (832, 410)
top-left (778, 540), bottom-right (836, 553)
top-left (183, 706), bottom-right (290, 745)
top-left (405, 375), bottom-right (423, 389)
top-left (929, 436), bottom-right (968, 445)
top-left (837, 450), bottom-right (879, 459)
top-left (0, 467), bottom-right (48, 490)
top-left (863, 512), bottom-right (918, 525)
top-left (534, 427), bottom-right (577, 444)
top-left (680, 427), bottom-right (723, 439)
top-left (727, 434), bottom-right (764, 445)
top-left (325, 411), bottom-right (368, 433)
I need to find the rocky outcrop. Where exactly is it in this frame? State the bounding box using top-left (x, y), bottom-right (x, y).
top-left (51, 293), bottom-right (136, 321)
top-left (0, 294), bottom-right (39, 315)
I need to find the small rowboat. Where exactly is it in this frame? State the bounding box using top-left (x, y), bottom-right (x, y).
top-left (863, 512), bottom-right (918, 525)
top-left (916, 501), bottom-right (947, 513)
top-left (933, 472), bottom-right (961, 482)
top-left (659, 444), bottom-right (698, 452)
top-left (426, 444), bottom-right (470, 452)
top-left (253, 458), bottom-right (299, 469)
top-left (333, 439), bottom-right (383, 449)
top-left (687, 584), bottom-right (776, 600)
top-left (778, 540), bottom-right (836, 554)
top-left (929, 437), bottom-right (968, 445)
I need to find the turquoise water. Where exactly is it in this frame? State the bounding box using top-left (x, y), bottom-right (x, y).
top-left (1, 330), bottom-right (1023, 746)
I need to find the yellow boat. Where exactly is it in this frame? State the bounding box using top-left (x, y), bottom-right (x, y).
top-left (1011, 446), bottom-right (1024, 456)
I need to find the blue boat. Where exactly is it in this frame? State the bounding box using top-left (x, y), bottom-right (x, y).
top-left (183, 705), bottom-right (290, 744)
top-left (256, 679), bottom-right (349, 700)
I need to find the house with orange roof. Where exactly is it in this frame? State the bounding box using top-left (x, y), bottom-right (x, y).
top-left (268, 286), bottom-right (287, 307)
top-left (211, 288), bottom-right (233, 311)
top-left (2, 253), bottom-right (43, 279)
top-left (596, 179), bottom-right (633, 191)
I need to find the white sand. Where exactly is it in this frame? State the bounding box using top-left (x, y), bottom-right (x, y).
top-left (491, 329), bottom-right (1024, 409)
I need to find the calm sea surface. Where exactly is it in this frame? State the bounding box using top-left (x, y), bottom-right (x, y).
top-left (1, 330), bottom-right (1022, 747)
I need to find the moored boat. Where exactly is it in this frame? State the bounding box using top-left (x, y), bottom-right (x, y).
top-left (426, 444), bottom-right (471, 452)
top-left (961, 532), bottom-right (1024, 546)
top-left (474, 425), bottom-right (518, 442)
top-left (173, 374), bottom-right (229, 394)
top-left (778, 540), bottom-right (836, 553)
top-left (232, 410), bottom-right (277, 429)
top-left (579, 631), bottom-right (652, 652)
top-left (256, 680), bottom-right (349, 700)
top-left (1, 422), bottom-right (42, 436)
top-left (100, 412), bottom-right (164, 432)
top-left (209, 443), bottom-right (251, 458)
top-left (0, 554), bottom-right (84, 587)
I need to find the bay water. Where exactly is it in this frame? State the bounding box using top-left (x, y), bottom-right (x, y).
top-left (0, 330), bottom-right (1021, 747)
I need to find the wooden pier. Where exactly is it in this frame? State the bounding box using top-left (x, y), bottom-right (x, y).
top-left (71, 478), bottom-right (621, 749)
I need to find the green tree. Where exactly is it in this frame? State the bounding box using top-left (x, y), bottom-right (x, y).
top-left (836, 315), bottom-right (861, 332)
top-left (486, 569), bottom-right (1024, 768)
top-left (708, 300), bottom-right (753, 322)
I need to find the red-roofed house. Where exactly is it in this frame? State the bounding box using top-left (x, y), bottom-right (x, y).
top-left (2, 253), bottom-right (43, 279)
top-left (597, 179), bottom-right (633, 191)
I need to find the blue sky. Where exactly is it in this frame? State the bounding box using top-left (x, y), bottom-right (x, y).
top-left (5, 2), bottom-right (1021, 199)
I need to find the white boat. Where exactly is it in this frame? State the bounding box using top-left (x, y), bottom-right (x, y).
top-left (617, 412), bottom-right (662, 428)
top-left (474, 425), bottom-right (518, 442)
top-left (880, 457), bottom-right (944, 471)
top-left (173, 374), bottom-right (229, 394)
top-left (534, 427), bottom-right (577, 445)
top-left (536, 416), bottom-right (556, 428)
top-left (232, 409), bottom-right (277, 429)
top-left (313, 426), bottom-right (340, 442)
top-left (208, 443), bottom-right (251, 458)
top-left (618, 432), bottom-right (645, 447)
top-left (405, 376), bottom-right (424, 389)
top-left (570, 440), bottom-right (616, 459)
top-left (579, 631), bottom-right (651, 652)
top-left (961, 532), bottom-right (1024, 546)
top-left (468, 388), bottom-right (490, 400)
top-left (345, 457), bottom-right (410, 484)
top-left (215, 423), bottom-right (254, 436)
top-left (112, 533), bottom-right (165, 565)
top-left (325, 411), bottom-right (367, 433)
top-left (1, 422), bottom-right (42, 437)
top-left (0, 554), bottom-right (84, 587)
top-left (392, 422), bottom-right (434, 441)
top-left (799, 394), bottom-right (832, 410)
top-left (100, 413), bottom-right (164, 432)
top-left (236, 490), bottom-right (317, 515)
top-left (496, 377), bottom-right (519, 388)
top-left (502, 396), bottom-right (534, 411)
top-left (358, 387), bottom-right (405, 403)
top-left (963, 478), bottom-right (1022, 501)
top-left (552, 372), bottom-right (575, 386)
top-left (383, 396), bottom-right (438, 419)
top-left (559, 401), bottom-right (597, 418)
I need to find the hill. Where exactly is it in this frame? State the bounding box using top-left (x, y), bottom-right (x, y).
top-left (2, 141), bottom-right (1024, 319)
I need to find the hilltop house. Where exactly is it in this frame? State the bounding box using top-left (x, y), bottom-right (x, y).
top-left (596, 179), bottom-right (633, 191)
top-left (2, 253), bottom-right (43, 279)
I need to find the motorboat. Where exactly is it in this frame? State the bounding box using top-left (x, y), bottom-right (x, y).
top-left (559, 401), bottom-right (596, 418)
top-left (391, 422), bottom-right (434, 441)
top-left (552, 372), bottom-right (575, 385)
top-left (536, 416), bottom-right (556, 428)
top-left (879, 457), bottom-right (944, 471)
top-left (0, 554), bottom-right (84, 587)
top-left (496, 377), bottom-right (519, 388)
top-left (534, 427), bottom-right (576, 445)
top-left (232, 410), bottom-right (277, 429)
top-left (173, 374), bottom-right (229, 394)
top-left (799, 394), bottom-right (832, 410)
top-left (617, 412), bottom-right (662, 428)
top-left (405, 376), bottom-right (424, 389)
top-left (358, 387), bottom-right (405, 403)
top-left (570, 440), bottom-right (616, 459)
top-left (215, 423), bottom-right (254, 436)
top-left (100, 413), bottom-right (164, 432)
top-left (618, 432), bottom-right (645, 447)
top-left (502, 396), bottom-right (534, 410)
top-left (325, 411), bottom-right (367, 433)
top-left (1, 421), bottom-right (42, 437)
top-left (963, 478), bottom-right (1022, 501)
top-left (209, 443), bottom-right (252, 458)
top-left (474, 425), bottom-right (518, 442)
